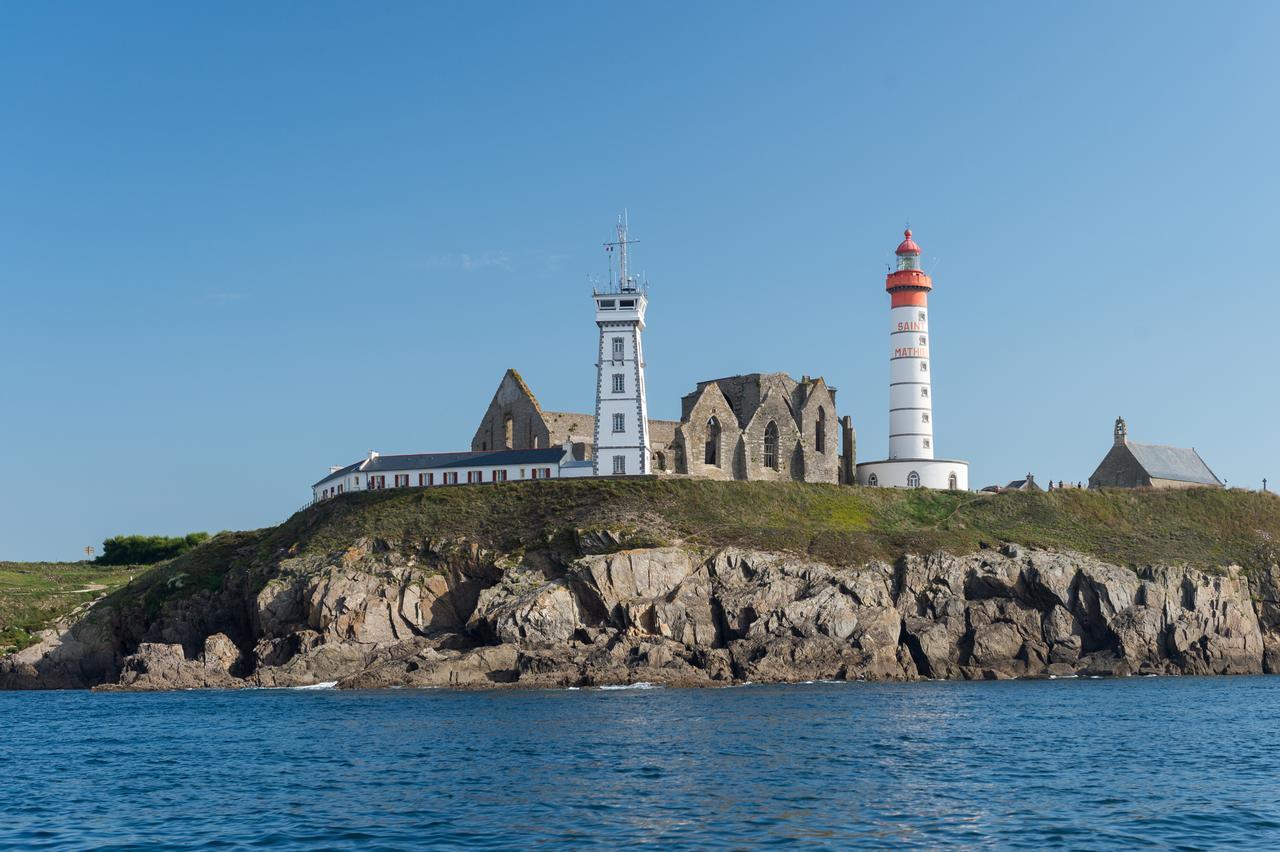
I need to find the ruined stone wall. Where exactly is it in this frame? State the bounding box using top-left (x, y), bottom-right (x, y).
top-left (794, 379), bottom-right (840, 484)
top-left (675, 383), bottom-right (741, 480)
top-left (471, 370), bottom-right (552, 452)
top-left (674, 373), bottom-right (843, 484)
top-left (741, 389), bottom-right (804, 482)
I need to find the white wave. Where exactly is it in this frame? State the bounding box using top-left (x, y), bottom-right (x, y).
top-left (292, 681), bottom-right (338, 690)
top-left (597, 682), bottom-right (657, 690)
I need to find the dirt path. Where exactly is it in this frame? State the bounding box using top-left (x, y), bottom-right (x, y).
top-left (65, 583), bottom-right (108, 594)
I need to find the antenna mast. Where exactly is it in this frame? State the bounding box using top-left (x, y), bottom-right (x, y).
top-left (603, 210), bottom-right (640, 292)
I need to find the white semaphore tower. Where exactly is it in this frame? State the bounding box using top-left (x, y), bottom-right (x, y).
top-left (856, 229), bottom-right (969, 490)
top-left (591, 216), bottom-right (651, 476)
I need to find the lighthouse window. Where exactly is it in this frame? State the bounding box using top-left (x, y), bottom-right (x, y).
top-left (599, 299), bottom-right (616, 309)
top-left (918, 311), bottom-right (927, 322)
top-left (612, 373), bottom-right (625, 394)
top-left (611, 337), bottom-right (624, 360)
top-left (919, 335), bottom-right (927, 346)
top-left (949, 472), bottom-right (958, 490)
top-left (619, 299), bottom-right (635, 308)
top-left (920, 387), bottom-right (929, 398)
top-left (612, 413), bottom-right (625, 433)
top-left (907, 471), bottom-right (921, 487)
top-left (922, 413), bottom-right (930, 423)
top-left (920, 361), bottom-right (928, 373)
top-left (922, 438), bottom-right (931, 449)
top-left (612, 455), bottom-right (626, 475)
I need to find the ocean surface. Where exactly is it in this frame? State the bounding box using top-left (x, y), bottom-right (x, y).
top-left (3, 677), bottom-right (1280, 850)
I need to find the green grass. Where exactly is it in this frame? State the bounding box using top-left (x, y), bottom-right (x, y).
top-left (6, 480), bottom-right (1278, 651)
top-left (280, 478), bottom-right (1280, 571)
top-left (0, 562), bottom-right (142, 654)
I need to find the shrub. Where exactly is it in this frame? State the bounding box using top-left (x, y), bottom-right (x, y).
top-left (96, 532), bottom-right (210, 566)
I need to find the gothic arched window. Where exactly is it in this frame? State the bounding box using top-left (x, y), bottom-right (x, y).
top-left (948, 472), bottom-right (958, 490)
top-left (816, 407), bottom-right (826, 453)
top-left (867, 473), bottom-right (879, 487)
top-left (503, 414), bottom-right (514, 449)
top-left (705, 417), bottom-right (721, 466)
top-left (907, 471), bottom-right (921, 488)
top-left (763, 421), bottom-right (779, 470)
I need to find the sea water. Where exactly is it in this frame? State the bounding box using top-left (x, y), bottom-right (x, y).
top-left (3, 676), bottom-right (1279, 849)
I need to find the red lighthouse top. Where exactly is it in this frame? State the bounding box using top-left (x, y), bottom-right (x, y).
top-left (886, 228), bottom-right (931, 305)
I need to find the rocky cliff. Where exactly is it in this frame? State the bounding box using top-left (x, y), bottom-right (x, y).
top-left (4, 524), bottom-right (1279, 690)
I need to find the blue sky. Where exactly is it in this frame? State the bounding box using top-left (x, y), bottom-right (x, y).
top-left (2, 2), bottom-right (1277, 561)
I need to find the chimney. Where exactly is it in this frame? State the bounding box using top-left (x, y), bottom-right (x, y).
top-left (329, 465), bottom-right (342, 474)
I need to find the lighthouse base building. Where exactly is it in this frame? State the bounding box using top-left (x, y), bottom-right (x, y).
top-left (856, 458), bottom-right (968, 490)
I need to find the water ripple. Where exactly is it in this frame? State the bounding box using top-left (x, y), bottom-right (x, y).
top-left (1, 678), bottom-right (1279, 848)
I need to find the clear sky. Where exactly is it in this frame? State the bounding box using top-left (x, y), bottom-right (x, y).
top-left (2, 2), bottom-right (1277, 561)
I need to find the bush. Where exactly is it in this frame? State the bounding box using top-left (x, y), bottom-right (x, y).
top-left (96, 532), bottom-right (210, 566)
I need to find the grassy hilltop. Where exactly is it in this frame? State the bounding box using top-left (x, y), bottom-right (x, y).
top-left (4, 480), bottom-right (1279, 655)
top-left (0, 562), bottom-right (142, 654)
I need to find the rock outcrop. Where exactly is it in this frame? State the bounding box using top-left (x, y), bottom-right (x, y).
top-left (4, 536), bottom-right (1278, 691)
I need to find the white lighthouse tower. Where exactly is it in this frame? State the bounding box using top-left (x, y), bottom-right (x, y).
top-left (591, 217), bottom-right (651, 476)
top-left (856, 229), bottom-right (969, 490)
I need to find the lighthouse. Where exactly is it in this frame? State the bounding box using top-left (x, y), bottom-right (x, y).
top-left (591, 217), bottom-right (651, 476)
top-left (856, 229), bottom-right (969, 490)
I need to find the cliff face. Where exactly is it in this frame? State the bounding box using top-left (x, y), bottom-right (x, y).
top-left (5, 531), bottom-right (1279, 690)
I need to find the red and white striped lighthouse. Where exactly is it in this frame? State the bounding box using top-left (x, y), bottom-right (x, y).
top-left (857, 229), bottom-right (969, 490)
top-left (886, 229), bottom-right (934, 460)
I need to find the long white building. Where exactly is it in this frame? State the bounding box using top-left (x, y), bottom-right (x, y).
top-left (311, 446), bottom-right (592, 503)
top-left (856, 230), bottom-right (969, 490)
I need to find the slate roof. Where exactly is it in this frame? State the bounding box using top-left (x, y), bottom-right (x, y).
top-left (365, 452), bottom-right (481, 473)
top-left (1127, 442), bottom-right (1221, 486)
top-left (311, 461), bottom-right (364, 489)
top-left (437, 447), bottom-right (567, 468)
top-left (311, 451), bottom-right (480, 488)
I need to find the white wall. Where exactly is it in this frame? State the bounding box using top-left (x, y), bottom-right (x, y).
top-left (888, 303), bottom-right (933, 460)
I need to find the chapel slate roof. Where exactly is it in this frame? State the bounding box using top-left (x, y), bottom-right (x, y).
top-left (1126, 442), bottom-right (1221, 486)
